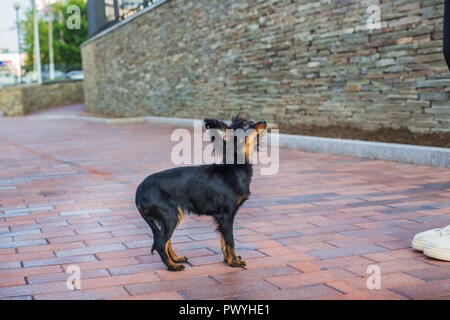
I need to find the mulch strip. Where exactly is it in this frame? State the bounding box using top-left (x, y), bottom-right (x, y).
top-left (278, 124), bottom-right (450, 148)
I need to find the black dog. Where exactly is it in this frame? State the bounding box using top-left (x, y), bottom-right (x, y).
top-left (135, 115), bottom-right (267, 271)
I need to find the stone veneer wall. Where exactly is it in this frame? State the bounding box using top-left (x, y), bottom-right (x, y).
top-left (81, 0), bottom-right (449, 133)
top-left (0, 81), bottom-right (84, 116)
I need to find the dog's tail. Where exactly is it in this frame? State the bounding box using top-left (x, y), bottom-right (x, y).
top-left (136, 202), bottom-right (160, 255)
top-left (140, 212), bottom-right (160, 255)
top-left (147, 217), bottom-right (160, 255)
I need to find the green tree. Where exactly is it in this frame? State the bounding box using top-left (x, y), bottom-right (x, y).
top-left (22, 0), bottom-right (88, 74)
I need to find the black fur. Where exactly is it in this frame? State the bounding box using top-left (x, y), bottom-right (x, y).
top-left (135, 115), bottom-right (267, 271)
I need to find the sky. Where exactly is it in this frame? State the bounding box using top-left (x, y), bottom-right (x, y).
top-left (0, 0), bottom-right (33, 53)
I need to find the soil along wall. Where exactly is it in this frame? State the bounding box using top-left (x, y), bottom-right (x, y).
top-left (81, 0), bottom-right (449, 133)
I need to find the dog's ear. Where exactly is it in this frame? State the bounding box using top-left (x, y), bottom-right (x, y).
top-left (231, 112), bottom-right (249, 123)
top-left (204, 118), bottom-right (229, 131)
top-left (254, 121), bottom-right (267, 133)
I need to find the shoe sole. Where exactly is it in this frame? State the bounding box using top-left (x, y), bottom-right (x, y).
top-left (423, 245), bottom-right (450, 262)
top-left (411, 238), bottom-right (428, 251)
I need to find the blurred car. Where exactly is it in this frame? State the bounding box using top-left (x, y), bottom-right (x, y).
top-left (42, 70), bottom-right (66, 81)
top-left (66, 70), bottom-right (84, 80)
top-left (0, 74), bottom-right (16, 86)
top-left (23, 70), bottom-right (84, 83)
top-left (24, 70), bottom-right (66, 83)
top-left (24, 71), bottom-right (37, 83)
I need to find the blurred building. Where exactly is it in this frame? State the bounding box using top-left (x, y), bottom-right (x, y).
top-left (0, 49), bottom-right (25, 86)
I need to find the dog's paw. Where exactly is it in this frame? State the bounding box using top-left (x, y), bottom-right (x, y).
top-left (168, 264), bottom-right (185, 272)
top-left (230, 259), bottom-right (246, 268)
top-left (175, 256), bottom-right (188, 263)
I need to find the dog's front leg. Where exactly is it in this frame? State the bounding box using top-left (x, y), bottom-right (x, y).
top-left (217, 217), bottom-right (246, 268)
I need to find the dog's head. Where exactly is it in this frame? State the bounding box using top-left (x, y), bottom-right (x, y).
top-left (204, 114), bottom-right (267, 164)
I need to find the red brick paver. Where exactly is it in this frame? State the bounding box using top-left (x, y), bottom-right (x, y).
top-left (0, 105), bottom-right (449, 300)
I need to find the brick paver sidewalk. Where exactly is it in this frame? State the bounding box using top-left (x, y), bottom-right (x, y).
top-left (0, 105), bottom-right (449, 300)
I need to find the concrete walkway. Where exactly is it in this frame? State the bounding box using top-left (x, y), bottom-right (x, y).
top-left (0, 105), bottom-right (449, 300)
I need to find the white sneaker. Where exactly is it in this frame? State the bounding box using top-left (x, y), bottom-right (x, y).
top-left (423, 236), bottom-right (450, 262)
top-left (411, 225), bottom-right (450, 251)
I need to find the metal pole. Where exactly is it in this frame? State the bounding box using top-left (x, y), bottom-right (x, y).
top-left (31, 0), bottom-right (42, 84)
top-left (48, 10), bottom-right (55, 80)
top-left (14, 3), bottom-right (23, 84)
top-left (113, 0), bottom-right (119, 22)
top-left (444, 0), bottom-right (450, 71)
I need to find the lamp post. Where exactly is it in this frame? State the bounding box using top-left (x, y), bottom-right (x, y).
top-left (13, 2), bottom-right (23, 84)
top-left (31, 0), bottom-right (42, 84)
top-left (49, 11), bottom-right (54, 80)
top-left (43, 6), bottom-right (55, 80)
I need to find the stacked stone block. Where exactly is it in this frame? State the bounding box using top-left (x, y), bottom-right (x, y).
top-left (0, 81), bottom-right (84, 116)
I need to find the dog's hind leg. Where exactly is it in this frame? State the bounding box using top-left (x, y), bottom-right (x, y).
top-left (167, 207), bottom-right (188, 263)
top-left (137, 205), bottom-right (160, 254)
top-left (156, 207), bottom-right (186, 271)
top-left (167, 239), bottom-right (188, 263)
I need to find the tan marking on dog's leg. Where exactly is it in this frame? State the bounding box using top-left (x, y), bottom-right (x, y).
top-left (220, 234), bottom-right (227, 262)
top-left (164, 241), bottom-right (176, 264)
top-left (166, 207), bottom-right (187, 264)
top-left (224, 245), bottom-right (246, 268)
top-left (226, 245), bottom-right (233, 265)
top-left (168, 239), bottom-right (187, 263)
top-left (164, 240), bottom-right (184, 271)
